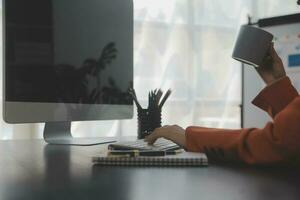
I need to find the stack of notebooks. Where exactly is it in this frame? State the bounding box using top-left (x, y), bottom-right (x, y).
top-left (92, 151), bottom-right (208, 167)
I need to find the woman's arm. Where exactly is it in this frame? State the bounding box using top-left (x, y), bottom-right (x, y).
top-left (185, 96), bottom-right (300, 165)
top-left (146, 97), bottom-right (300, 165)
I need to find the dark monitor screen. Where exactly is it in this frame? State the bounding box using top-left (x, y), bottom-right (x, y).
top-left (5, 0), bottom-right (133, 106)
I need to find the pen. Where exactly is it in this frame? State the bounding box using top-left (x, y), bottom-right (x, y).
top-left (107, 149), bottom-right (183, 157)
top-left (156, 89), bottom-right (163, 105)
top-left (159, 89), bottom-right (172, 109)
top-left (129, 88), bottom-right (143, 110)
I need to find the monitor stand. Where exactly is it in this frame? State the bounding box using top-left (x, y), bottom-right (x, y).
top-left (43, 122), bottom-right (116, 146)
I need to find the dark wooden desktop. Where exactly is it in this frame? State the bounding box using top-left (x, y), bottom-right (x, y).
top-left (0, 139), bottom-right (300, 200)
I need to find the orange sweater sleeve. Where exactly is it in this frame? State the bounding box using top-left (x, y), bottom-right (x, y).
top-left (185, 77), bottom-right (300, 165)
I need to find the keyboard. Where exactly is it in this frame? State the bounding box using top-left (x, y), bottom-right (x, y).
top-left (108, 138), bottom-right (181, 151)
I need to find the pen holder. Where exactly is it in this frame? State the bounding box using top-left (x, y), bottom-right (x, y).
top-left (137, 107), bottom-right (162, 139)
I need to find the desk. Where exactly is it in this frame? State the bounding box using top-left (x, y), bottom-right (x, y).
top-left (0, 139), bottom-right (299, 200)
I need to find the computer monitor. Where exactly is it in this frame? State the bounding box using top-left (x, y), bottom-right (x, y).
top-left (3, 0), bottom-right (134, 145)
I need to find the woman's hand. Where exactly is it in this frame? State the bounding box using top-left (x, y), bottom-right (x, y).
top-left (144, 125), bottom-right (186, 148)
top-left (256, 43), bottom-right (286, 85)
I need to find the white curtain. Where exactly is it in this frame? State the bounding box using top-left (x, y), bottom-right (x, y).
top-left (0, 0), bottom-right (299, 139)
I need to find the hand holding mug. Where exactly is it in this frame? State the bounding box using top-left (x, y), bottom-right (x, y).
top-left (256, 43), bottom-right (286, 85)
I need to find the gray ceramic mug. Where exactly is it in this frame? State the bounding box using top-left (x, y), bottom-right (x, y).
top-left (232, 25), bottom-right (274, 67)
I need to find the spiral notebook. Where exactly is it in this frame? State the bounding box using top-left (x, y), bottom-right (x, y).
top-left (92, 151), bottom-right (208, 167)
